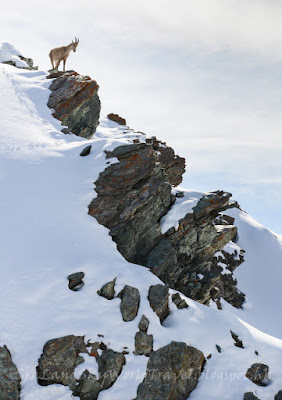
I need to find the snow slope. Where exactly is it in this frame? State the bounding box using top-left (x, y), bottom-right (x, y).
top-left (1, 62), bottom-right (282, 400)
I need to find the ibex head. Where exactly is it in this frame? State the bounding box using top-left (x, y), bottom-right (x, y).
top-left (72, 37), bottom-right (79, 52)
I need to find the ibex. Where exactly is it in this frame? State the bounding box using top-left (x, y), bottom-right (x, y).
top-left (49, 38), bottom-right (79, 71)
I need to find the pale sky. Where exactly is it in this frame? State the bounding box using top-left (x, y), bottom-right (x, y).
top-left (2, 0), bottom-right (282, 233)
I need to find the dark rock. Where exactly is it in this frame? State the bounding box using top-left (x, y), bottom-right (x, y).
top-left (172, 293), bottom-right (188, 309)
top-left (192, 191), bottom-right (232, 220)
top-left (97, 278), bottom-right (116, 300)
top-left (0, 346), bottom-right (21, 400)
top-left (134, 331), bottom-right (154, 356)
top-left (138, 315), bottom-right (150, 332)
top-left (136, 341), bottom-right (205, 400)
top-left (47, 71), bottom-right (101, 138)
top-left (216, 344), bottom-right (222, 353)
top-left (118, 285), bottom-right (140, 322)
top-left (230, 330), bottom-right (244, 348)
top-left (214, 214), bottom-right (235, 226)
top-left (244, 392), bottom-right (261, 400)
top-left (275, 390), bottom-right (282, 400)
top-left (207, 354), bottom-right (212, 359)
top-left (148, 284), bottom-right (169, 324)
top-left (68, 272), bottom-right (85, 291)
top-left (246, 363), bottom-right (270, 386)
top-left (18, 55), bottom-right (38, 70)
top-left (255, 350), bottom-right (259, 356)
top-left (80, 145), bottom-right (92, 157)
top-left (37, 335), bottom-right (87, 390)
top-left (107, 113), bottom-right (126, 125)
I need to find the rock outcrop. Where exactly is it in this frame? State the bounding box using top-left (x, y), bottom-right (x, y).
top-left (47, 71), bottom-right (101, 138)
top-left (135, 341), bottom-right (205, 400)
top-left (0, 346), bottom-right (21, 400)
top-left (88, 137), bottom-right (245, 307)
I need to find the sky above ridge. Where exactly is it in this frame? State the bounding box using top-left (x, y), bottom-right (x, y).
top-left (1, 0), bottom-right (282, 234)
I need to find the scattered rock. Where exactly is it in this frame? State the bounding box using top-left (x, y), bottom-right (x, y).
top-left (246, 363), bottom-right (270, 386)
top-left (244, 393), bottom-right (261, 400)
top-left (118, 285), bottom-right (140, 322)
top-left (255, 350), bottom-right (259, 356)
top-left (67, 272), bottom-right (85, 291)
top-left (207, 354), bottom-right (212, 359)
top-left (275, 390), bottom-right (282, 400)
top-left (138, 315), bottom-right (150, 332)
top-left (172, 293), bottom-right (188, 309)
top-left (97, 278), bottom-right (116, 300)
top-left (230, 330), bottom-right (244, 348)
top-left (136, 341), bottom-right (205, 400)
top-left (107, 113), bottom-right (126, 125)
top-left (0, 346), bottom-right (21, 400)
top-left (134, 331), bottom-right (153, 356)
top-left (80, 145), bottom-right (92, 157)
top-left (216, 344), bottom-right (222, 353)
top-left (148, 284), bottom-right (169, 324)
top-left (47, 71), bottom-right (101, 138)
top-left (37, 335), bottom-right (87, 389)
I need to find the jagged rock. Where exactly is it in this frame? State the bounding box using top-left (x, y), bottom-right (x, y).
top-left (47, 71), bottom-right (101, 138)
top-left (136, 341), bottom-right (205, 400)
top-left (97, 278), bottom-right (116, 300)
top-left (68, 272), bottom-right (85, 291)
top-left (172, 293), bottom-right (188, 309)
top-left (75, 348), bottom-right (126, 400)
top-left (244, 393), bottom-right (261, 400)
top-left (148, 284), bottom-right (169, 324)
top-left (89, 138), bottom-right (244, 307)
top-left (107, 113), bottom-right (126, 125)
top-left (275, 391), bottom-right (282, 400)
top-left (18, 55), bottom-right (38, 70)
top-left (246, 363), bottom-right (270, 386)
top-left (230, 330), bottom-right (244, 348)
top-left (80, 145), bottom-right (92, 157)
top-left (0, 346), bottom-right (21, 400)
top-left (37, 335), bottom-right (87, 389)
top-left (134, 331), bottom-right (154, 356)
top-left (216, 344), bottom-right (222, 353)
top-left (138, 315), bottom-right (150, 332)
top-left (118, 285), bottom-right (140, 321)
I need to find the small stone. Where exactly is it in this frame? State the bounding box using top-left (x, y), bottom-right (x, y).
top-left (97, 278), bottom-right (116, 300)
top-left (118, 285), bottom-right (140, 322)
top-left (230, 330), bottom-right (244, 348)
top-left (255, 350), bottom-right (259, 356)
top-left (67, 272), bottom-right (85, 291)
top-left (246, 363), bottom-right (270, 386)
top-left (172, 293), bottom-right (188, 309)
top-left (148, 284), bottom-right (170, 324)
top-left (207, 354), bottom-right (212, 359)
top-left (138, 315), bottom-right (150, 332)
top-left (275, 390), bottom-right (282, 400)
top-left (216, 344), bottom-right (222, 353)
top-left (107, 113), bottom-right (126, 125)
top-left (80, 145), bottom-right (92, 157)
top-left (134, 331), bottom-right (153, 356)
top-left (244, 392), bottom-right (261, 400)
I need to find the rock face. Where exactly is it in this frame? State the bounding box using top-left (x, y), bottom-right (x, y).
top-left (88, 137), bottom-right (245, 307)
top-left (0, 346), bottom-right (21, 400)
top-left (136, 341), bottom-right (205, 400)
top-left (245, 363), bottom-right (270, 386)
top-left (148, 284), bottom-right (170, 324)
top-left (118, 285), bottom-right (140, 322)
top-left (37, 336), bottom-right (126, 400)
top-left (47, 71), bottom-right (101, 138)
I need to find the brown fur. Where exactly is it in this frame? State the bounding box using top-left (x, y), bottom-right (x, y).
top-left (49, 38), bottom-right (79, 71)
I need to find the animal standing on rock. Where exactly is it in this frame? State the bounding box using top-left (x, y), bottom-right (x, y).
top-left (49, 38), bottom-right (79, 71)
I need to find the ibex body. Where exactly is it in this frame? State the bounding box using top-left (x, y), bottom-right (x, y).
top-left (49, 38), bottom-right (79, 71)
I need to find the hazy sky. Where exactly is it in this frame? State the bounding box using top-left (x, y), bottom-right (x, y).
top-left (2, 0), bottom-right (282, 233)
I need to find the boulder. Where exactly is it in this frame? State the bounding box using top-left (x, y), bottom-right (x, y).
top-left (97, 278), bottom-right (116, 300)
top-left (0, 346), bottom-right (21, 400)
top-left (275, 391), bottom-right (282, 400)
top-left (118, 285), bottom-right (140, 322)
top-left (134, 331), bottom-right (153, 356)
top-left (107, 113), bottom-right (126, 125)
top-left (80, 145), bottom-right (92, 157)
top-left (148, 284), bottom-right (169, 324)
top-left (136, 341), bottom-right (205, 400)
top-left (172, 293), bottom-right (188, 309)
top-left (244, 393), bottom-right (261, 400)
top-left (68, 272), bottom-right (85, 291)
top-left (245, 363), bottom-right (270, 386)
top-left (47, 71), bottom-right (101, 138)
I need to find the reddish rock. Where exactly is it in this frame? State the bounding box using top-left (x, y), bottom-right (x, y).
top-left (107, 113), bottom-right (126, 125)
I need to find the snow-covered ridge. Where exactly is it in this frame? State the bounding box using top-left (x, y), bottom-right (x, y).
top-left (1, 50), bottom-right (282, 399)
top-left (0, 42), bottom-right (29, 68)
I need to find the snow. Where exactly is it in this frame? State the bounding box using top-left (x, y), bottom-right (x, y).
top-left (0, 42), bottom-right (28, 68)
top-left (1, 54), bottom-right (282, 399)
